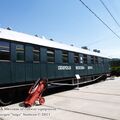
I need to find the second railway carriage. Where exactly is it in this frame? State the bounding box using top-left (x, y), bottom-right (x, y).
top-left (0, 28), bottom-right (110, 105)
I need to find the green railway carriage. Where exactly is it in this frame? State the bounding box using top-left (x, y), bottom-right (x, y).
top-left (0, 28), bottom-right (110, 105)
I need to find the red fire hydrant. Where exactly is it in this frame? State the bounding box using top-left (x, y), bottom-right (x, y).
top-left (24, 78), bottom-right (47, 107)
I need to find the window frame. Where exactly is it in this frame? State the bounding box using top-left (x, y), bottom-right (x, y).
top-left (101, 58), bottom-right (104, 64)
top-left (16, 43), bottom-right (25, 62)
top-left (47, 48), bottom-right (55, 63)
top-left (74, 52), bottom-right (79, 63)
top-left (91, 56), bottom-right (94, 64)
top-left (83, 54), bottom-right (88, 64)
top-left (94, 56), bottom-right (98, 64)
top-left (62, 51), bottom-right (68, 64)
top-left (0, 40), bottom-right (10, 62)
top-left (33, 45), bottom-right (40, 63)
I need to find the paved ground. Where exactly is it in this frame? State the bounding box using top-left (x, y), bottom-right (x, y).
top-left (0, 77), bottom-right (120, 120)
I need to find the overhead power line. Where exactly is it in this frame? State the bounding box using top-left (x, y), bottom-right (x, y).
top-left (99, 0), bottom-right (120, 28)
top-left (79, 0), bottom-right (120, 40)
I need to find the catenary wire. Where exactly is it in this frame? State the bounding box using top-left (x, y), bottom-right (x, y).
top-left (79, 0), bottom-right (120, 40)
top-left (99, 0), bottom-right (120, 28)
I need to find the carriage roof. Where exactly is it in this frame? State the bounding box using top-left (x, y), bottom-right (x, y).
top-left (0, 28), bottom-right (109, 58)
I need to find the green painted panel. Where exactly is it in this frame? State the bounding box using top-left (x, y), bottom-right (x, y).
top-left (26, 63), bottom-right (33, 81)
top-left (98, 64), bottom-right (103, 74)
top-left (55, 50), bottom-right (62, 64)
top-left (63, 70), bottom-right (72, 77)
top-left (55, 64), bottom-right (63, 78)
top-left (69, 52), bottom-right (74, 64)
top-left (11, 63), bottom-right (16, 83)
top-left (75, 65), bottom-right (86, 76)
top-left (93, 64), bottom-right (105, 75)
top-left (70, 65), bottom-right (75, 76)
top-left (33, 63), bottom-right (41, 80)
top-left (0, 62), bottom-right (11, 84)
top-left (40, 63), bottom-right (47, 78)
top-left (40, 47), bottom-right (47, 63)
top-left (87, 64), bottom-right (94, 75)
top-left (81, 65), bottom-right (87, 76)
top-left (104, 64), bottom-right (109, 73)
top-left (63, 65), bottom-right (74, 77)
top-left (15, 63), bottom-right (26, 82)
top-left (25, 45), bottom-right (33, 62)
top-left (93, 64), bottom-right (96, 75)
top-left (11, 43), bottom-right (16, 62)
top-left (94, 64), bottom-right (98, 74)
top-left (47, 64), bottom-right (55, 79)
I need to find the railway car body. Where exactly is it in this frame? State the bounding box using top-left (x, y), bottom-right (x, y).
top-left (0, 28), bottom-right (110, 105)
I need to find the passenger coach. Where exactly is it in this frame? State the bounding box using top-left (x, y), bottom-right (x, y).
top-left (0, 28), bottom-right (110, 105)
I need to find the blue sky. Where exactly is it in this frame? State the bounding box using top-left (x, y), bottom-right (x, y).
top-left (0, 0), bottom-right (120, 58)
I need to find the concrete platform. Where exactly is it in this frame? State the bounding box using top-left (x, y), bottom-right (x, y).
top-left (0, 77), bottom-right (120, 120)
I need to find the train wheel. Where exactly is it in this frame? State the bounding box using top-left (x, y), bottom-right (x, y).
top-left (39, 97), bottom-right (45, 105)
top-left (0, 89), bottom-right (14, 106)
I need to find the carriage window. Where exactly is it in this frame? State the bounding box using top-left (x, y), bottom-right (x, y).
top-left (80, 56), bottom-right (83, 63)
top-left (62, 51), bottom-right (68, 63)
top-left (83, 54), bottom-right (87, 64)
top-left (94, 56), bottom-right (98, 64)
top-left (98, 57), bottom-right (101, 64)
top-left (33, 46), bottom-right (40, 62)
top-left (91, 56), bottom-right (94, 64)
top-left (0, 41), bottom-right (10, 61)
top-left (74, 53), bottom-right (79, 63)
top-left (47, 48), bottom-right (55, 63)
top-left (101, 58), bottom-right (104, 64)
top-left (16, 44), bottom-right (24, 62)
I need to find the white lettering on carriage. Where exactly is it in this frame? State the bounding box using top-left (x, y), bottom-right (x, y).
top-left (88, 66), bottom-right (93, 69)
top-left (58, 66), bottom-right (71, 70)
top-left (75, 66), bottom-right (85, 70)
